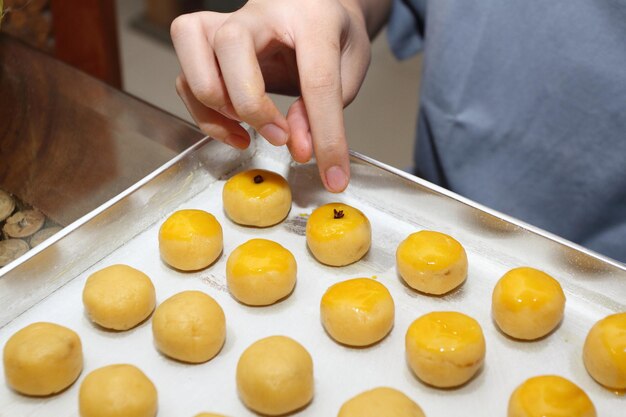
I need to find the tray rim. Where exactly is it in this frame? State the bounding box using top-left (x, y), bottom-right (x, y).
top-left (350, 149), bottom-right (625, 272)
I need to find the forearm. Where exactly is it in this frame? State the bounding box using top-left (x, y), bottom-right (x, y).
top-left (341, 0), bottom-right (392, 39)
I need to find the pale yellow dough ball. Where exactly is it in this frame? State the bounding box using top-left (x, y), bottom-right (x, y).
top-left (159, 209), bottom-right (223, 271)
top-left (226, 239), bottom-right (297, 306)
top-left (83, 264), bottom-right (156, 330)
top-left (406, 311), bottom-right (486, 388)
top-left (320, 278), bottom-right (394, 346)
top-left (306, 203), bottom-right (371, 266)
top-left (79, 364), bottom-right (157, 417)
top-left (3, 322), bottom-right (83, 396)
top-left (237, 336), bottom-right (313, 415)
top-left (396, 230), bottom-right (468, 295)
top-left (223, 169), bottom-right (292, 227)
top-left (338, 387), bottom-right (426, 417)
top-left (508, 375), bottom-right (596, 417)
top-left (152, 291), bottom-right (226, 363)
top-left (583, 312), bottom-right (626, 390)
top-left (492, 267), bottom-right (565, 340)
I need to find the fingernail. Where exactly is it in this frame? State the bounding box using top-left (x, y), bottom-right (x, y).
top-left (325, 165), bottom-right (348, 192)
top-left (225, 134), bottom-right (249, 150)
top-left (259, 123), bottom-right (288, 146)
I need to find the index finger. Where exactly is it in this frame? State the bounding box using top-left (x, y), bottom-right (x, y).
top-left (171, 12), bottom-right (235, 118)
top-left (295, 26), bottom-right (350, 193)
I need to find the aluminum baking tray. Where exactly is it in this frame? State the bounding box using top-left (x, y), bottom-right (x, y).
top-left (0, 136), bottom-right (624, 416)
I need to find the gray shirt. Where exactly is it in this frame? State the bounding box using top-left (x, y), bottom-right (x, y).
top-left (388, 0), bottom-right (626, 262)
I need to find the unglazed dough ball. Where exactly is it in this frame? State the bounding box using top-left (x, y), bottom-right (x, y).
top-left (338, 387), bottom-right (426, 417)
top-left (226, 239), bottom-right (297, 306)
top-left (159, 209), bottom-right (223, 271)
top-left (83, 264), bottom-right (156, 330)
top-left (237, 336), bottom-right (313, 415)
top-left (79, 364), bottom-right (157, 417)
top-left (3, 322), bottom-right (82, 396)
top-left (405, 311), bottom-right (486, 388)
top-left (492, 267), bottom-right (565, 340)
top-left (223, 169), bottom-right (292, 227)
top-left (396, 230), bottom-right (468, 295)
top-left (508, 375), bottom-right (596, 417)
top-left (320, 278), bottom-right (394, 346)
top-left (306, 203), bottom-right (371, 266)
top-left (583, 312), bottom-right (626, 389)
top-left (152, 291), bottom-right (226, 363)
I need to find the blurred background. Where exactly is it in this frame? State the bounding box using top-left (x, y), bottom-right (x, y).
top-left (1, 0), bottom-right (422, 169)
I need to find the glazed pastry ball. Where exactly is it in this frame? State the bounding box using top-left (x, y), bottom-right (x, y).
top-left (152, 291), bottom-right (226, 363)
top-left (237, 336), bottom-right (313, 415)
top-left (338, 387), bottom-right (426, 417)
top-left (320, 278), bottom-right (394, 346)
top-left (226, 239), bottom-right (297, 306)
top-left (396, 230), bottom-right (468, 295)
top-left (583, 312), bottom-right (626, 389)
top-left (222, 169), bottom-right (292, 227)
top-left (306, 203), bottom-right (371, 266)
top-left (83, 264), bottom-right (156, 330)
top-left (159, 209), bottom-right (223, 271)
top-left (508, 375), bottom-right (596, 417)
top-left (405, 311), bottom-right (486, 388)
top-left (492, 267), bottom-right (565, 340)
top-left (3, 322), bottom-right (82, 396)
top-left (79, 364), bottom-right (157, 417)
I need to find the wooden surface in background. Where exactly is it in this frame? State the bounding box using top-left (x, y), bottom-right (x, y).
top-left (50, 0), bottom-right (121, 87)
top-left (0, 0), bottom-right (53, 52)
top-left (1, 0), bottom-right (122, 87)
top-left (0, 35), bottom-right (204, 226)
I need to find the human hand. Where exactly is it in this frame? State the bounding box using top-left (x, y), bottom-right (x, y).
top-left (170, 0), bottom-right (371, 192)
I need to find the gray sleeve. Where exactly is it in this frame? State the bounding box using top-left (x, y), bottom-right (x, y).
top-left (387, 0), bottom-right (427, 60)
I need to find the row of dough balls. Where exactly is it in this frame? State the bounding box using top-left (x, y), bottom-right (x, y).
top-left (159, 168), bottom-right (373, 271)
top-left (29, 261), bottom-right (626, 388)
top-left (3, 317), bottom-right (618, 417)
top-left (3, 263), bottom-right (623, 416)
